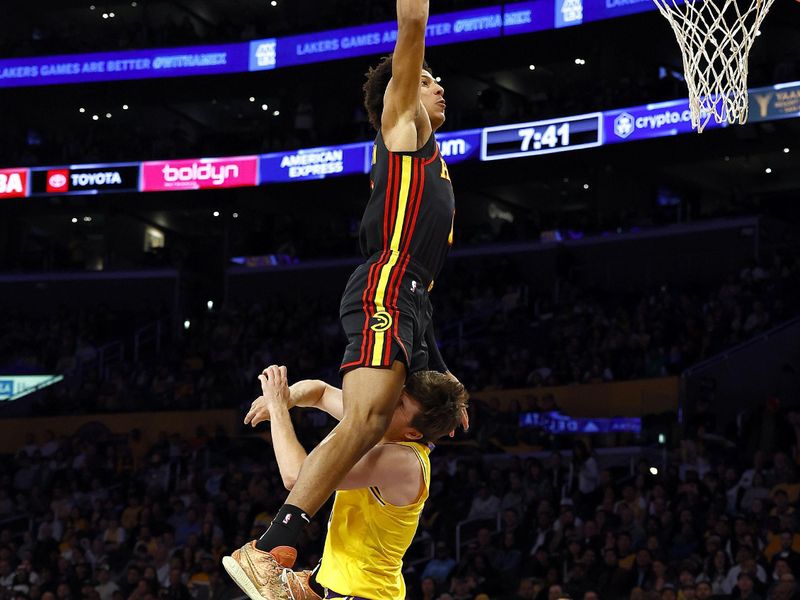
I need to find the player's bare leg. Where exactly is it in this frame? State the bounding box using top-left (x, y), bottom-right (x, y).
top-left (285, 361), bottom-right (406, 514)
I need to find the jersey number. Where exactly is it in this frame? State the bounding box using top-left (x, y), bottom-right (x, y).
top-left (440, 157), bottom-right (451, 182)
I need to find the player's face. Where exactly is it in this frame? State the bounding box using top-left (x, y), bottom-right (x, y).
top-left (420, 70), bottom-right (446, 131)
top-left (387, 391), bottom-right (423, 441)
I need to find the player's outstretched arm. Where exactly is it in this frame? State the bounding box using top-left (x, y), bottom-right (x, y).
top-left (382, 0), bottom-right (430, 144)
top-left (291, 380), bottom-right (344, 421)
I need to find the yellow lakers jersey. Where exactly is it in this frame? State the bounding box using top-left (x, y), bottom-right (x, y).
top-left (316, 441), bottom-right (431, 600)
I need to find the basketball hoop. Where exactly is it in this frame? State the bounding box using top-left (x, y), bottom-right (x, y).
top-left (653, 0), bottom-right (775, 132)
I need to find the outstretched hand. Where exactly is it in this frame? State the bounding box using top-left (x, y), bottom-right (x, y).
top-left (243, 365), bottom-right (290, 427)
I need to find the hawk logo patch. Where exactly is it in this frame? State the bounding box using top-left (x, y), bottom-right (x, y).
top-left (369, 311), bottom-right (393, 332)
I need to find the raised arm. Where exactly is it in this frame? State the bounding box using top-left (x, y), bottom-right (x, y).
top-left (257, 368), bottom-right (308, 491)
top-left (382, 0), bottom-right (431, 149)
top-left (244, 372), bottom-right (344, 427)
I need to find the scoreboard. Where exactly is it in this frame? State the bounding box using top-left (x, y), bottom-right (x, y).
top-left (481, 113), bottom-right (603, 161)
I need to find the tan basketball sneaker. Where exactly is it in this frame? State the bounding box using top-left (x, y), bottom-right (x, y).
top-left (222, 541), bottom-right (297, 600)
top-left (280, 569), bottom-right (322, 600)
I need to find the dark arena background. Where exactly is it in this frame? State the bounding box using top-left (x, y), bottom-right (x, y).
top-left (1, 1), bottom-right (800, 599)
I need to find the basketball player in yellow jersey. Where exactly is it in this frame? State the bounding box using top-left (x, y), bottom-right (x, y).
top-left (224, 365), bottom-right (467, 600)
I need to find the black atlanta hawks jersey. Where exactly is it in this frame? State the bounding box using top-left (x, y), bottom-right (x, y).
top-left (359, 131), bottom-right (455, 288)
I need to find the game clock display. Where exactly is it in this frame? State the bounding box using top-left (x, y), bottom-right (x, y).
top-left (480, 113), bottom-right (603, 161)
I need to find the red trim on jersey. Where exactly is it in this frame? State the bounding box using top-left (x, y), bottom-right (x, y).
top-left (385, 158), bottom-right (421, 313)
top-left (382, 153), bottom-right (395, 249)
top-left (382, 160), bottom-right (425, 365)
top-left (401, 158), bottom-right (426, 258)
top-left (385, 253), bottom-right (411, 365)
top-left (423, 142), bottom-right (440, 166)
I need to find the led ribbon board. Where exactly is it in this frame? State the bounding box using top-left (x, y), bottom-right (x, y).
top-left (3, 80), bottom-right (798, 195)
top-left (0, 0), bottom-right (665, 89)
top-left (0, 44), bottom-right (247, 88)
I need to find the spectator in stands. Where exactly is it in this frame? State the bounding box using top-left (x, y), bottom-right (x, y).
top-left (571, 441), bottom-right (599, 517)
top-left (468, 484), bottom-right (502, 520)
top-left (422, 542), bottom-right (457, 586)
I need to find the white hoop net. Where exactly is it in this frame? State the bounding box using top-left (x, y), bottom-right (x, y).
top-left (653, 0), bottom-right (775, 132)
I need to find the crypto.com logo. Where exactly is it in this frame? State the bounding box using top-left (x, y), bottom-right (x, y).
top-left (613, 112), bottom-right (635, 139)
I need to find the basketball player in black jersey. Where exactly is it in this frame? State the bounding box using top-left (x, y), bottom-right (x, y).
top-left (223, 2), bottom-right (467, 597)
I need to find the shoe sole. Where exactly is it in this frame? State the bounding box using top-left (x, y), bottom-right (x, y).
top-left (222, 556), bottom-right (268, 600)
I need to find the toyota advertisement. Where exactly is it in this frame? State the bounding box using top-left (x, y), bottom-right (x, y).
top-left (140, 156), bottom-right (259, 192)
top-left (30, 164), bottom-right (140, 196)
top-left (0, 168), bottom-right (29, 199)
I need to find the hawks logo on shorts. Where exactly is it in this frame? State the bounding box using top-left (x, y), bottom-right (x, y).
top-left (369, 311), bottom-right (393, 333)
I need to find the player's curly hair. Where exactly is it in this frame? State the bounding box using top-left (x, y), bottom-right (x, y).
top-left (405, 370), bottom-right (468, 444)
top-left (362, 54), bottom-right (433, 132)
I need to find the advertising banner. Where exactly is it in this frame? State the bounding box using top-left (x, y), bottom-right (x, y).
top-left (0, 2), bottom-right (660, 88)
top-left (31, 164), bottom-right (140, 195)
top-left (584, 0), bottom-right (664, 22)
top-left (436, 129), bottom-right (483, 165)
top-left (502, 2), bottom-right (553, 36)
top-left (264, 5), bottom-right (505, 70)
top-left (603, 99), bottom-right (725, 144)
top-left (251, 3), bottom-right (549, 72)
top-left (1, 79), bottom-right (798, 197)
top-left (0, 168), bottom-right (29, 199)
top-left (0, 43), bottom-right (248, 89)
top-left (519, 411), bottom-right (642, 434)
top-left (260, 143), bottom-right (370, 183)
top-left (748, 81), bottom-right (800, 123)
top-left (140, 156), bottom-right (259, 192)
